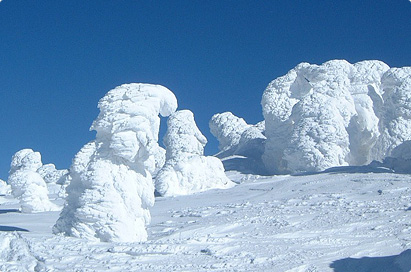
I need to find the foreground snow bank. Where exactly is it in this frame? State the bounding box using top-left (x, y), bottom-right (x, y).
top-left (7, 149), bottom-right (59, 213)
top-left (54, 83), bottom-right (177, 242)
top-left (156, 110), bottom-right (234, 196)
top-left (262, 60), bottom-right (411, 174)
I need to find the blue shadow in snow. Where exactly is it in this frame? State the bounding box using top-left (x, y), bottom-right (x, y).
top-left (0, 209), bottom-right (20, 214)
top-left (330, 249), bottom-right (411, 272)
top-left (0, 225), bottom-right (29, 232)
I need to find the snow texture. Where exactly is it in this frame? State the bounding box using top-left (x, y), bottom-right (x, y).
top-left (53, 83), bottom-right (177, 242)
top-left (262, 60), bottom-right (411, 174)
top-left (156, 110), bottom-right (234, 196)
top-left (7, 149), bottom-right (58, 213)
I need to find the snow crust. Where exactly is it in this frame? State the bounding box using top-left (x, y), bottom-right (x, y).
top-left (7, 149), bottom-right (59, 213)
top-left (53, 83), bottom-right (178, 242)
top-left (156, 110), bottom-right (234, 196)
top-left (262, 60), bottom-right (411, 174)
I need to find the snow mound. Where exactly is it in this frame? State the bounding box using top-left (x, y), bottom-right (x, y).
top-left (54, 83), bottom-right (177, 242)
top-left (7, 149), bottom-right (59, 213)
top-left (156, 110), bottom-right (234, 196)
top-left (262, 60), bottom-right (411, 174)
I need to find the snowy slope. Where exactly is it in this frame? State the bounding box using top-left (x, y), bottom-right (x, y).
top-left (0, 169), bottom-right (410, 271)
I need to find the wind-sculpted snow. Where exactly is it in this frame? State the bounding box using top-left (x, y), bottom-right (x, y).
top-left (7, 149), bottom-right (59, 213)
top-left (156, 110), bottom-right (234, 196)
top-left (54, 83), bottom-right (177, 242)
top-left (262, 60), bottom-right (411, 174)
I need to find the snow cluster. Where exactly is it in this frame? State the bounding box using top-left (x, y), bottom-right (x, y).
top-left (53, 83), bottom-right (177, 242)
top-left (156, 110), bottom-right (234, 196)
top-left (262, 60), bottom-right (411, 174)
top-left (7, 149), bottom-right (59, 213)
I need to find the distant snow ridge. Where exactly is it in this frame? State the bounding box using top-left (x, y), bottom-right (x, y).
top-left (262, 60), bottom-right (411, 174)
top-left (7, 149), bottom-right (59, 213)
top-left (156, 110), bottom-right (234, 196)
top-left (53, 83), bottom-right (177, 242)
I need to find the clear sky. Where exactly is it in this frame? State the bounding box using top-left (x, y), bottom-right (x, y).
top-left (0, 0), bottom-right (410, 180)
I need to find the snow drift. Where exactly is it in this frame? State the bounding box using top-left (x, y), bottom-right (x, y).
top-left (262, 60), bottom-right (411, 174)
top-left (53, 83), bottom-right (177, 242)
top-left (7, 149), bottom-right (59, 213)
top-left (156, 110), bottom-right (234, 196)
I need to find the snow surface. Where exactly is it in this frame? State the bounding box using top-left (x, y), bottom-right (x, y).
top-left (156, 110), bottom-right (234, 196)
top-left (262, 60), bottom-right (411, 174)
top-left (53, 83), bottom-right (178, 243)
top-left (0, 169), bottom-right (410, 271)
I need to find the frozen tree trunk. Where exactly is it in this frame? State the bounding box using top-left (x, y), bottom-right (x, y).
top-left (53, 83), bottom-right (177, 242)
top-left (156, 110), bottom-right (234, 197)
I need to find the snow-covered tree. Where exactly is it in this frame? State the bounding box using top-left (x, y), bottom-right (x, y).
top-left (261, 60), bottom-right (409, 174)
top-left (209, 112), bottom-right (250, 152)
top-left (37, 164), bottom-right (68, 184)
top-left (7, 149), bottom-right (59, 213)
top-left (156, 110), bottom-right (234, 197)
top-left (372, 67), bottom-right (411, 160)
top-left (53, 83), bottom-right (177, 242)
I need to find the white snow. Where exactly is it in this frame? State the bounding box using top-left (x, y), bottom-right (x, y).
top-left (7, 149), bottom-right (59, 213)
top-left (262, 60), bottom-right (411, 174)
top-left (156, 110), bottom-right (234, 196)
top-left (53, 83), bottom-right (178, 243)
top-left (1, 169), bottom-right (410, 271)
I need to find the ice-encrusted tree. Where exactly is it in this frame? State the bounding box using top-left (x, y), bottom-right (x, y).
top-left (209, 112), bottom-right (251, 152)
top-left (7, 149), bottom-right (58, 213)
top-left (156, 110), bottom-right (234, 196)
top-left (37, 164), bottom-right (68, 184)
top-left (261, 60), bottom-right (409, 174)
top-left (53, 83), bottom-right (177, 242)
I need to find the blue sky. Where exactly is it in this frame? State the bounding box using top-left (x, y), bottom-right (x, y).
top-left (0, 0), bottom-right (410, 179)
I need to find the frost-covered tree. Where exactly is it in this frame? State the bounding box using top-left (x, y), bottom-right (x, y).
top-left (261, 60), bottom-right (409, 174)
top-left (372, 67), bottom-right (411, 160)
top-left (37, 164), bottom-right (68, 184)
top-left (0, 179), bottom-right (10, 195)
top-left (7, 149), bottom-right (58, 213)
top-left (53, 83), bottom-right (177, 242)
top-left (209, 112), bottom-right (250, 152)
top-left (156, 110), bottom-right (234, 196)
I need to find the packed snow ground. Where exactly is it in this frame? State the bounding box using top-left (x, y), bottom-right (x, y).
top-left (1, 164), bottom-right (411, 271)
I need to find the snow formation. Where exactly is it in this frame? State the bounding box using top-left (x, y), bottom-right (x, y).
top-left (156, 110), bottom-right (234, 196)
top-left (37, 164), bottom-right (68, 184)
top-left (7, 149), bottom-right (59, 213)
top-left (53, 83), bottom-right (177, 242)
top-left (262, 60), bottom-right (411, 174)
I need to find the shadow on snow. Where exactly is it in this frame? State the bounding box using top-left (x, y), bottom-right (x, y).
top-left (0, 225), bottom-right (29, 232)
top-left (330, 249), bottom-right (411, 272)
top-left (0, 209), bottom-right (20, 214)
